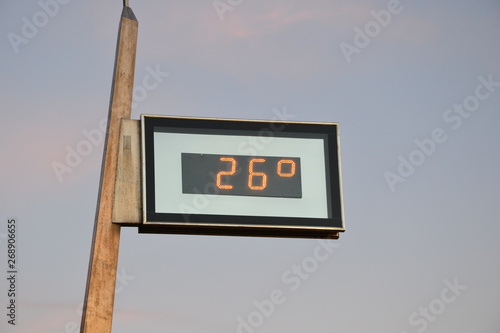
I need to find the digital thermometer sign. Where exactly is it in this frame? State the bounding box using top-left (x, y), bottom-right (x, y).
top-left (141, 115), bottom-right (344, 239)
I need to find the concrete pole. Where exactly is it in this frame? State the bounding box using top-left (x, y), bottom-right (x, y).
top-left (80, 4), bottom-right (138, 333)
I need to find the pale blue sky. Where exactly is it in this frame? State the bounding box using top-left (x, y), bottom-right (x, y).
top-left (1, 1), bottom-right (500, 333)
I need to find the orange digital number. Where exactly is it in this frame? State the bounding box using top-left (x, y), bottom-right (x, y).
top-left (216, 157), bottom-right (236, 189)
top-left (277, 159), bottom-right (296, 177)
top-left (248, 158), bottom-right (267, 190)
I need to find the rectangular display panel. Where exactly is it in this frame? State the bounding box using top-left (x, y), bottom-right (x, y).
top-left (181, 153), bottom-right (302, 198)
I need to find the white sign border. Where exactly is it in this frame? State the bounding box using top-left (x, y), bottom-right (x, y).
top-left (153, 132), bottom-right (329, 219)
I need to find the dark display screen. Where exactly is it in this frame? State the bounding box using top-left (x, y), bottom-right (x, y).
top-left (181, 153), bottom-right (302, 198)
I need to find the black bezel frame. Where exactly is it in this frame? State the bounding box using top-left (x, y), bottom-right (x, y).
top-left (141, 115), bottom-right (344, 238)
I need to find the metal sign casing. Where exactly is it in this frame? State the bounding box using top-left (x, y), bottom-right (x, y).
top-left (140, 115), bottom-right (344, 238)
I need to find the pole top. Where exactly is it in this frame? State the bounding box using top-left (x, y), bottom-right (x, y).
top-left (121, 0), bottom-right (137, 21)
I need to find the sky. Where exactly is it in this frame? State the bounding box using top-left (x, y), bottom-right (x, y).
top-left (1, 0), bottom-right (500, 332)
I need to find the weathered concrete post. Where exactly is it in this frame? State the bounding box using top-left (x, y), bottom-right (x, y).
top-left (80, 3), bottom-right (138, 333)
